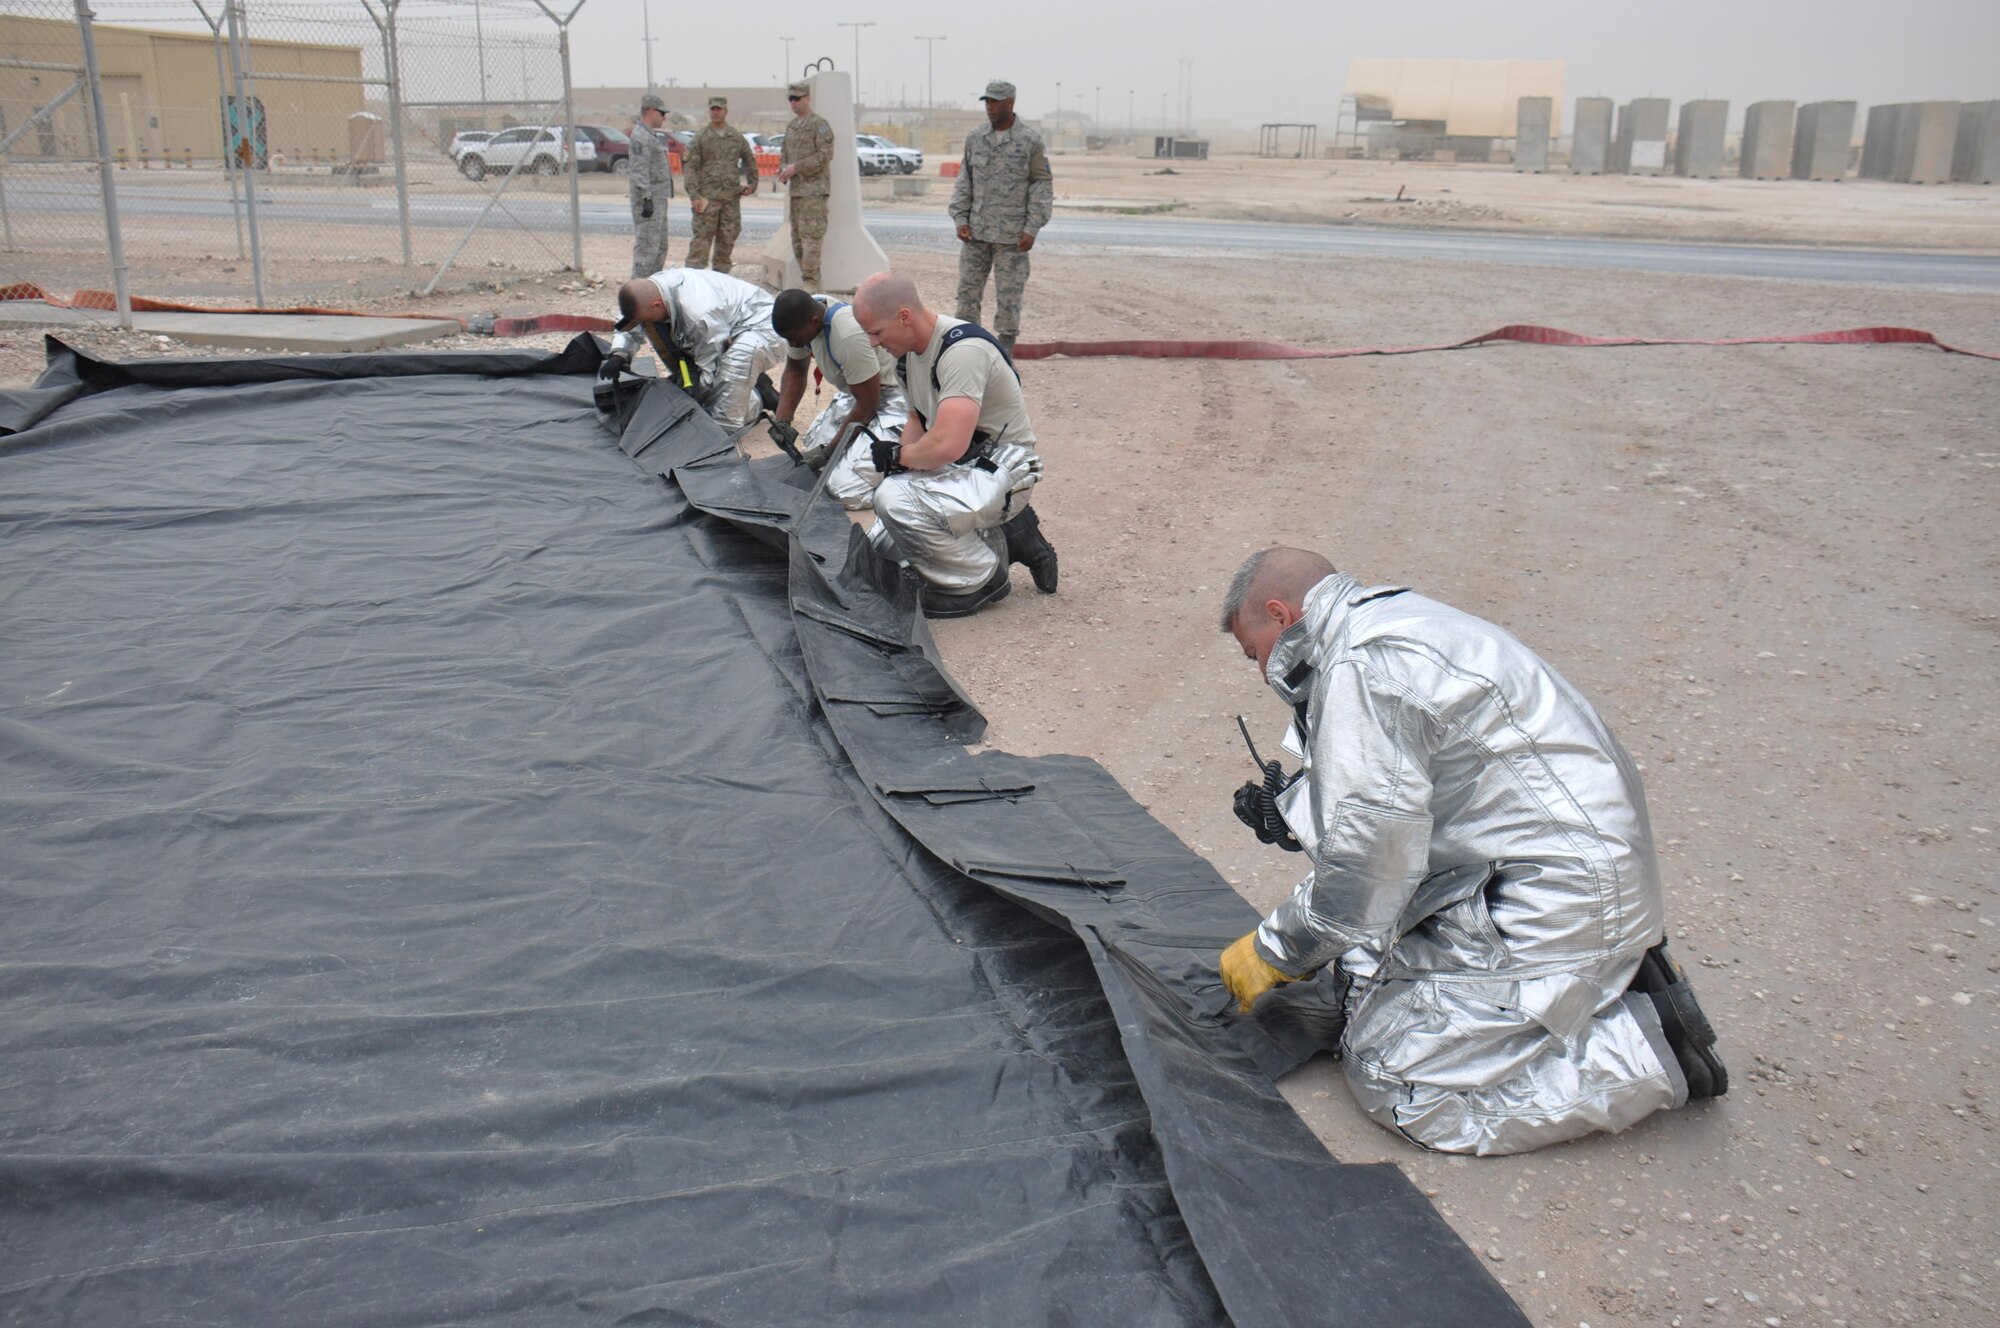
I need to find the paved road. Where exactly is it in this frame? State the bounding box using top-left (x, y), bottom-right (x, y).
top-left (22, 179), bottom-right (2000, 290)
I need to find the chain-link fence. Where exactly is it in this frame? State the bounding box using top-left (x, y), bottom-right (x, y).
top-left (0, 0), bottom-right (600, 312)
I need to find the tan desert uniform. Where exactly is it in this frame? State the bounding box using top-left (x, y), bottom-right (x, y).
top-left (683, 98), bottom-right (758, 273)
top-left (780, 81), bottom-right (835, 289)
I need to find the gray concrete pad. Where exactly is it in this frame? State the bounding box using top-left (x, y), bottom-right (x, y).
top-left (0, 303), bottom-right (462, 352)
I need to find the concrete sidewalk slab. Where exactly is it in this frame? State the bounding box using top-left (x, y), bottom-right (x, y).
top-left (0, 303), bottom-right (462, 352)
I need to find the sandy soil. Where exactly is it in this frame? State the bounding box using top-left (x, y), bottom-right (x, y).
top-left (3, 227), bottom-right (1997, 1328)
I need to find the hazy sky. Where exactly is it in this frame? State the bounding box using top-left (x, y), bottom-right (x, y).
top-left (497, 0), bottom-right (1996, 129)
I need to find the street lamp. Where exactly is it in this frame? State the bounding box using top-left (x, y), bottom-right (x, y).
top-left (837, 21), bottom-right (876, 103)
top-left (914, 34), bottom-right (945, 108)
top-left (640, 0), bottom-right (653, 95)
top-left (780, 36), bottom-right (793, 84)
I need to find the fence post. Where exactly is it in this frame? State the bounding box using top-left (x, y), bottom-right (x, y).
top-left (223, 0), bottom-right (267, 307)
top-left (74, 0), bottom-right (132, 326)
top-left (380, 0), bottom-right (412, 269)
top-left (533, 0), bottom-right (587, 273)
top-left (192, 1), bottom-right (244, 259)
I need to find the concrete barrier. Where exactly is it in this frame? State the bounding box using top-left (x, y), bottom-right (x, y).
top-left (1741, 101), bottom-right (1794, 179)
top-left (1674, 100), bottom-right (1728, 178)
top-left (1515, 97), bottom-right (1552, 173)
top-left (1614, 98), bottom-right (1670, 176)
top-left (1571, 97), bottom-right (1613, 175)
top-left (1951, 101), bottom-right (1998, 184)
top-left (1792, 101), bottom-right (1856, 181)
top-left (1890, 101), bottom-right (1960, 184)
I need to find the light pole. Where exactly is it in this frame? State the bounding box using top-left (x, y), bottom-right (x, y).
top-left (837, 21), bottom-right (875, 103)
top-left (1128, 88), bottom-right (1134, 140)
top-left (1094, 86), bottom-right (1100, 134)
top-left (914, 34), bottom-right (944, 108)
top-left (780, 35), bottom-right (792, 83)
top-left (474, 0), bottom-right (488, 102)
top-left (1054, 80), bottom-right (1062, 144)
top-left (640, 0), bottom-right (652, 95)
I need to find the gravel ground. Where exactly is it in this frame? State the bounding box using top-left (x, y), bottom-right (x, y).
top-left (4, 237), bottom-right (1997, 1328)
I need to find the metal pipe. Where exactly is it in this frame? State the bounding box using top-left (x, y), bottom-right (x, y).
top-left (531, 0), bottom-right (586, 273)
top-left (223, 0), bottom-right (266, 306)
top-left (192, 2), bottom-right (244, 259)
top-left (0, 77), bottom-right (80, 154)
top-left (74, 0), bottom-right (132, 326)
top-left (363, 0), bottom-right (412, 270)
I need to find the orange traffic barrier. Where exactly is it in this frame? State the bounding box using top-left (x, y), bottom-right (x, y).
top-left (939, 161), bottom-right (960, 177)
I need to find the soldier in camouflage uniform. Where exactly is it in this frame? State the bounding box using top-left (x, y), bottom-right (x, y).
top-left (777, 80), bottom-right (835, 289)
top-left (950, 79), bottom-right (1054, 355)
top-left (683, 95), bottom-right (759, 274)
top-left (627, 93), bottom-right (674, 279)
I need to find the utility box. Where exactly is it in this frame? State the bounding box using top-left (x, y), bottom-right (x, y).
top-left (1515, 97), bottom-right (1552, 172)
top-left (1740, 100), bottom-right (1794, 179)
top-left (347, 111), bottom-right (383, 164)
top-left (1791, 100), bottom-right (1854, 180)
top-left (1571, 96), bottom-right (1613, 174)
top-left (1150, 136), bottom-right (1209, 160)
top-left (1953, 101), bottom-right (2000, 184)
top-left (1674, 99), bottom-right (1728, 177)
top-left (1613, 97), bottom-right (1670, 175)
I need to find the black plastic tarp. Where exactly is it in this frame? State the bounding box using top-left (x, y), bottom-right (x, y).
top-left (0, 338), bottom-right (1524, 1325)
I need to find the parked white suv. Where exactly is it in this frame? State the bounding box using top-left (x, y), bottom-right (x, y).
top-left (447, 130), bottom-right (492, 161)
top-left (852, 135), bottom-right (899, 176)
top-left (858, 134), bottom-right (921, 174)
top-left (458, 126), bottom-right (595, 180)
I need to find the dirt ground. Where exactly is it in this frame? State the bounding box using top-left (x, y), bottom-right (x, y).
top-left (3, 209), bottom-right (1997, 1328)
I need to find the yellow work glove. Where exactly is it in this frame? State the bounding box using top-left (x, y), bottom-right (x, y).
top-left (1220, 931), bottom-right (1303, 1015)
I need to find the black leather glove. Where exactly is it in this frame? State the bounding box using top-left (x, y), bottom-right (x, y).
top-left (641, 198), bottom-right (654, 219)
top-left (598, 347), bottom-right (633, 380)
top-left (870, 434), bottom-right (906, 476)
top-left (767, 419), bottom-right (799, 450)
top-left (1232, 760), bottom-right (1304, 852)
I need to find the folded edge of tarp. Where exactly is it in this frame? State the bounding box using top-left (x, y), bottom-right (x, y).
top-left (0, 334), bottom-right (606, 438)
top-left (619, 377), bottom-right (1530, 1326)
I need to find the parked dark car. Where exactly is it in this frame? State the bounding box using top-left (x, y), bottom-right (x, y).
top-left (575, 123), bottom-right (630, 174)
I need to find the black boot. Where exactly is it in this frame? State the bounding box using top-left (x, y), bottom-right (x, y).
top-left (1000, 506), bottom-right (1059, 594)
top-left (920, 564), bottom-right (1011, 619)
top-left (1628, 938), bottom-right (1728, 1099)
top-left (997, 332), bottom-right (1017, 359)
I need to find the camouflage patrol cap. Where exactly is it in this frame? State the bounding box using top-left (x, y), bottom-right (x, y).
top-left (639, 93), bottom-right (665, 113)
top-left (979, 80), bottom-right (1016, 101)
top-left (708, 95), bottom-right (727, 110)
top-left (787, 80), bottom-right (811, 98)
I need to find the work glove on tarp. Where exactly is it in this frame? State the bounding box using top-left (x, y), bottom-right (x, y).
top-left (598, 347), bottom-right (633, 380)
top-left (1220, 931), bottom-right (1306, 1015)
top-left (1233, 759), bottom-right (1303, 852)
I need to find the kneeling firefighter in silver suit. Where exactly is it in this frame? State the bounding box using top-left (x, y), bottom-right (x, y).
top-left (602, 269), bottom-right (786, 429)
top-left (1218, 547), bottom-right (1727, 1156)
top-left (849, 272), bottom-right (1058, 619)
top-left (767, 288), bottom-right (911, 509)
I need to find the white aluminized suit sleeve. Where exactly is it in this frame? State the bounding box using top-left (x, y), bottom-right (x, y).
top-left (1255, 659), bottom-right (1440, 977)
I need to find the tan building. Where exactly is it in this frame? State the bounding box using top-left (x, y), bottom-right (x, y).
top-left (0, 14), bottom-right (363, 163)
top-left (1344, 58), bottom-right (1566, 139)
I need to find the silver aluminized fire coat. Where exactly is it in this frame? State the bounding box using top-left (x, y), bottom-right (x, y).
top-left (871, 443), bottom-right (1041, 593)
top-left (1254, 573), bottom-right (1685, 1154)
top-left (807, 385), bottom-right (910, 510)
top-left (610, 269), bottom-right (786, 429)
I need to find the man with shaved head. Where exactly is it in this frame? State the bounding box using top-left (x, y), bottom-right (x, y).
top-left (1218, 547), bottom-right (1727, 1155)
top-left (848, 271), bottom-right (1057, 618)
